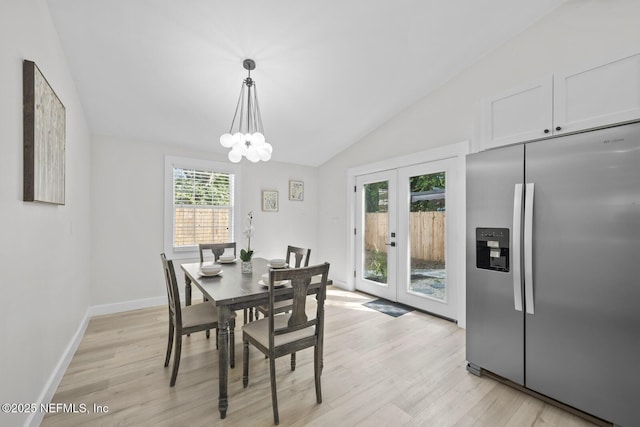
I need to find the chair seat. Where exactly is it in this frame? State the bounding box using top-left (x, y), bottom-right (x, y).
top-left (182, 302), bottom-right (236, 329)
top-left (243, 314), bottom-right (315, 348)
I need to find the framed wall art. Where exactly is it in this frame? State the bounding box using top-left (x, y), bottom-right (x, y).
top-left (262, 190), bottom-right (279, 212)
top-left (289, 180), bottom-right (304, 201)
top-left (23, 60), bottom-right (66, 205)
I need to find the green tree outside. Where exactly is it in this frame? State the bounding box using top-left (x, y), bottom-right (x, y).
top-left (364, 172), bottom-right (445, 213)
top-left (174, 169), bottom-right (231, 206)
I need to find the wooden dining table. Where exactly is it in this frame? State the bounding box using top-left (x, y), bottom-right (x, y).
top-left (180, 257), bottom-right (329, 419)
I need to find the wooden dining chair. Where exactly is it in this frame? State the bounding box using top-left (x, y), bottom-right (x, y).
top-left (184, 243), bottom-right (237, 309)
top-left (161, 253), bottom-right (236, 386)
top-left (254, 245), bottom-right (311, 320)
top-left (198, 242), bottom-right (237, 262)
top-left (189, 243), bottom-right (237, 305)
top-left (197, 242), bottom-right (254, 325)
top-left (242, 262), bottom-right (330, 425)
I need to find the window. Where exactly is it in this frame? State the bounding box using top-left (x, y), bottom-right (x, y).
top-left (174, 168), bottom-right (233, 248)
top-left (164, 156), bottom-right (241, 258)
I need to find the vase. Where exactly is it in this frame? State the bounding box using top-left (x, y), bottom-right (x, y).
top-left (241, 261), bottom-right (253, 274)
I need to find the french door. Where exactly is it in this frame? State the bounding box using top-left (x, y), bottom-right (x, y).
top-left (355, 170), bottom-right (398, 300)
top-left (355, 158), bottom-right (459, 320)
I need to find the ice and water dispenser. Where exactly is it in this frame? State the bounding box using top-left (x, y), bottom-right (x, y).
top-left (475, 228), bottom-right (509, 272)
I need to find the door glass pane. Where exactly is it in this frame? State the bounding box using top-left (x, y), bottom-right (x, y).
top-left (408, 172), bottom-right (446, 300)
top-left (363, 180), bottom-right (388, 284)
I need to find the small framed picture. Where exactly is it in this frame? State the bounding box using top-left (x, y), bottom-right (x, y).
top-left (262, 190), bottom-right (279, 212)
top-left (289, 180), bottom-right (304, 201)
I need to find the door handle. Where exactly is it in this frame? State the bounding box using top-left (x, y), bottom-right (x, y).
top-left (524, 183), bottom-right (535, 314)
top-left (512, 184), bottom-right (523, 312)
top-left (385, 242), bottom-right (396, 247)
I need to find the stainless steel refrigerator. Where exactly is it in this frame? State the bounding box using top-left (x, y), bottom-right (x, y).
top-left (466, 121), bottom-right (640, 426)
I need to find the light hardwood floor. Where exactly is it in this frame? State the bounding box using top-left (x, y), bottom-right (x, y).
top-left (42, 287), bottom-right (599, 427)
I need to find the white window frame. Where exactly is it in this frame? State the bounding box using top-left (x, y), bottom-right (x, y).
top-left (164, 156), bottom-right (242, 260)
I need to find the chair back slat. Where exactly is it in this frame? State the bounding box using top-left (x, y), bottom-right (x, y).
top-left (288, 277), bottom-right (311, 327)
top-left (199, 242), bottom-right (236, 262)
top-left (161, 253), bottom-right (182, 326)
top-left (286, 245), bottom-right (311, 268)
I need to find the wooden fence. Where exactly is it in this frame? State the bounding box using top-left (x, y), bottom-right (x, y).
top-left (174, 207), bottom-right (230, 246)
top-left (364, 212), bottom-right (445, 262)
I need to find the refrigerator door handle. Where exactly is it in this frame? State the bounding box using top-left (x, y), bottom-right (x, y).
top-left (524, 182), bottom-right (535, 314)
top-left (512, 184), bottom-right (523, 312)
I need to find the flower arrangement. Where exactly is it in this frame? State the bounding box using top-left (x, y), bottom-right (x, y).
top-left (240, 211), bottom-right (254, 262)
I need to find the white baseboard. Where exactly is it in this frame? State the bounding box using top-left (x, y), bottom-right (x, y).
top-left (25, 295), bottom-right (169, 427)
top-left (87, 295), bottom-right (166, 317)
top-left (26, 311), bottom-right (90, 427)
top-left (330, 279), bottom-right (349, 290)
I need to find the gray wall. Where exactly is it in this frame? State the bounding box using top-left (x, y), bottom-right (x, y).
top-left (90, 135), bottom-right (319, 307)
top-left (0, 1), bottom-right (92, 426)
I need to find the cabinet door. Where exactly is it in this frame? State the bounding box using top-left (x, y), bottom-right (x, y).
top-left (482, 77), bottom-right (553, 150)
top-left (554, 52), bottom-right (640, 134)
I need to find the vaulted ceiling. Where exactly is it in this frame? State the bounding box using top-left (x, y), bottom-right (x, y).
top-left (46, 0), bottom-right (567, 166)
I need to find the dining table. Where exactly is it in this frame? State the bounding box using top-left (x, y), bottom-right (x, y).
top-left (180, 257), bottom-right (330, 419)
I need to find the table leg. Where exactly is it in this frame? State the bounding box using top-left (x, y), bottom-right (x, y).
top-left (185, 277), bottom-right (192, 306)
top-left (185, 276), bottom-right (192, 337)
top-left (217, 305), bottom-right (231, 418)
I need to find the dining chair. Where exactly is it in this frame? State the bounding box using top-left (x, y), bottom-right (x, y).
top-left (197, 242), bottom-right (253, 325)
top-left (242, 262), bottom-right (330, 425)
top-left (254, 245), bottom-right (311, 320)
top-left (160, 253), bottom-right (236, 386)
top-left (198, 242), bottom-right (237, 262)
top-left (185, 243), bottom-right (236, 309)
top-left (192, 243), bottom-right (237, 307)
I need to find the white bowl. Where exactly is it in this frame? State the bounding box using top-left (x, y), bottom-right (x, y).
top-left (219, 255), bottom-right (235, 262)
top-left (270, 258), bottom-right (286, 267)
top-left (201, 263), bottom-right (222, 274)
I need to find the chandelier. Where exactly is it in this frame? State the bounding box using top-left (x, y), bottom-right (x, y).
top-left (219, 59), bottom-right (272, 163)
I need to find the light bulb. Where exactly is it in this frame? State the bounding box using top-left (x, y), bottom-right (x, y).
top-left (228, 150), bottom-right (242, 163)
top-left (220, 133), bottom-right (234, 148)
top-left (246, 148), bottom-right (260, 163)
top-left (258, 146), bottom-right (272, 161)
top-left (252, 132), bottom-right (265, 146)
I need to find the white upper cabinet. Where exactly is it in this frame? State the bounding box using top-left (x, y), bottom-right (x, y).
top-left (479, 52), bottom-right (640, 151)
top-left (554, 53), bottom-right (640, 134)
top-left (482, 77), bottom-right (553, 150)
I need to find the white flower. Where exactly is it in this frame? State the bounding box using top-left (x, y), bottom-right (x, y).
top-left (243, 211), bottom-right (254, 254)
